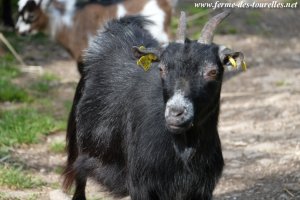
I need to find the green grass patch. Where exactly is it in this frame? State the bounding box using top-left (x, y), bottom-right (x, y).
top-left (49, 181), bottom-right (61, 189)
top-left (33, 98), bottom-right (68, 127)
top-left (0, 79), bottom-right (30, 102)
top-left (171, 5), bottom-right (209, 39)
top-left (0, 65), bottom-right (20, 79)
top-left (3, 32), bottom-right (49, 52)
top-left (30, 73), bottom-right (59, 93)
top-left (33, 98), bottom-right (53, 109)
top-left (50, 141), bottom-right (65, 154)
top-left (64, 100), bottom-right (73, 112)
top-left (0, 146), bottom-right (10, 159)
top-left (0, 54), bottom-right (30, 102)
top-left (2, 32), bottom-right (27, 53)
top-left (217, 21), bottom-right (238, 35)
top-left (30, 81), bottom-right (51, 93)
top-left (0, 108), bottom-right (65, 147)
top-left (0, 54), bottom-right (21, 78)
top-left (54, 166), bottom-right (64, 174)
top-left (41, 73), bottom-right (59, 82)
top-left (0, 165), bottom-right (44, 189)
top-left (284, 0), bottom-right (298, 3)
top-left (245, 10), bottom-right (262, 26)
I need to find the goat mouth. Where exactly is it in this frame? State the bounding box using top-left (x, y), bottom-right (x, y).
top-left (166, 122), bottom-right (193, 134)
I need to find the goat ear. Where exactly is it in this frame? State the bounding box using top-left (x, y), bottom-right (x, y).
top-left (132, 46), bottom-right (160, 60)
top-left (219, 46), bottom-right (247, 71)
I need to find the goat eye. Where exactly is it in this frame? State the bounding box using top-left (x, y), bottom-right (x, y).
top-left (208, 69), bottom-right (217, 77)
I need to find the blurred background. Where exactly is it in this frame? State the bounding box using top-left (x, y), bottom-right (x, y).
top-left (0, 0), bottom-right (299, 199)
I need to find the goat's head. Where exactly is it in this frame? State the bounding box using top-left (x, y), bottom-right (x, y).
top-left (16, 0), bottom-right (48, 35)
top-left (134, 10), bottom-right (245, 134)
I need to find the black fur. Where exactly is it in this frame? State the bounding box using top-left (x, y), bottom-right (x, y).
top-left (1, 0), bottom-right (14, 27)
top-left (64, 15), bottom-right (225, 200)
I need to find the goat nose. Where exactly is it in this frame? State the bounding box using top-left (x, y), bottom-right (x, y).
top-left (169, 107), bottom-right (185, 117)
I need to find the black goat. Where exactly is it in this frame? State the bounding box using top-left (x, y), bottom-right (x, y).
top-left (63, 11), bottom-right (245, 200)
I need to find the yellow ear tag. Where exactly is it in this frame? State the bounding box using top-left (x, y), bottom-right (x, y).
top-left (242, 60), bottom-right (247, 71)
top-left (228, 56), bottom-right (237, 69)
top-left (139, 46), bottom-right (146, 50)
top-left (137, 54), bottom-right (157, 71)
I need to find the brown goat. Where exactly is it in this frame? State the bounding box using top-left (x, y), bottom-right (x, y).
top-left (16, 0), bottom-right (173, 70)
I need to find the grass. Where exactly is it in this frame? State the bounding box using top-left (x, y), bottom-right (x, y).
top-left (0, 79), bottom-right (30, 102)
top-left (0, 147), bottom-right (10, 158)
top-left (284, 0), bottom-right (298, 3)
top-left (245, 10), bottom-right (262, 26)
top-left (0, 52), bottom-right (66, 150)
top-left (30, 73), bottom-right (59, 93)
top-left (0, 31), bottom-right (71, 191)
top-left (54, 166), bottom-right (64, 174)
top-left (172, 5), bottom-right (236, 39)
top-left (64, 100), bottom-right (73, 112)
top-left (0, 108), bottom-right (65, 147)
top-left (3, 32), bottom-right (49, 53)
top-left (0, 54), bottom-right (21, 78)
top-left (50, 141), bottom-right (65, 154)
top-left (0, 165), bottom-right (44, 189)
top-left (171, 5), bottom-right (209, 39)
top-left (0, 54), bottom-right (30, 102)
top-left (217, 21), bottom-right (238, 35)
top-left (2, 32), bottom-right (28, 53)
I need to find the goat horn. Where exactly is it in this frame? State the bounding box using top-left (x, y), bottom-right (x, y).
top-left (198, 10), bottom-right (231, 44)
top-left (176, 11), bottom-right (187, 43)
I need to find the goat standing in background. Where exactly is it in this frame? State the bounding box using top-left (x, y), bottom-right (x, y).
top-left (15, 0), bottom-right (173, 73)
top-left (64, 10), bottom-right (246, 200)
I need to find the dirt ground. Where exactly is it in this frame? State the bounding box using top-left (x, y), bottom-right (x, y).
top-left (1, 8), bottom-right (300, 200)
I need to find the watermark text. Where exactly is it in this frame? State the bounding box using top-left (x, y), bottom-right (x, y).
top-left (194, 1), bottom-right (298, 9)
